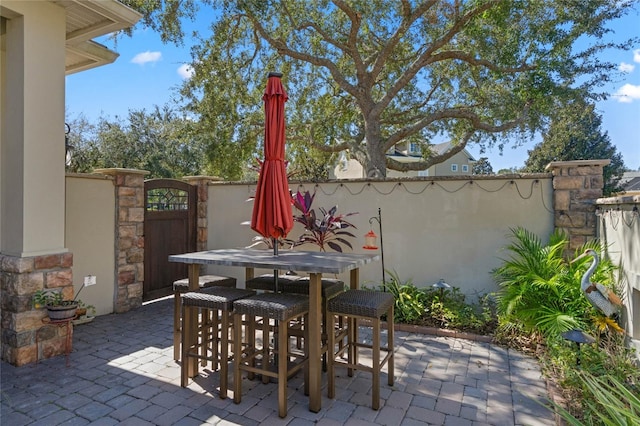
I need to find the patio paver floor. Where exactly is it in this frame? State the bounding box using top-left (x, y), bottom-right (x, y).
top-left (1, 297), bottom-right (555, 425)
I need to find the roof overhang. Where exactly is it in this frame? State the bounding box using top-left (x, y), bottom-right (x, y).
top-left (51, 0), bottom-right (142, 75)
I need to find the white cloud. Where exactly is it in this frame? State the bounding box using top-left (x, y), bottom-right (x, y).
top-left (634, 49), bottom-right (640, 63)
top-left (619, 62), bottom-right (635, 73)
top-left (131, 51), bottom-right (162, 65)
top-left (615, 84), bottom-right (640, 103)
top-left (177, 64), bottom-right (194, 79)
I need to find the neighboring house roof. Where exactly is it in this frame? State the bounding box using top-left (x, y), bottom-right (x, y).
top-left (620, 172), bottom-right (640, 192)
top-left (390, 141), bottom-right (476, 163)
top-left (52, 0), bottom-right (142, 74)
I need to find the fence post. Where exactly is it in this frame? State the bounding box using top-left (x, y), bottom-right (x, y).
top-left (545, 159), bottom-right (610, 252)
top-left (95, 168), bottom-right (149, 313)
top-left (183, 176), bottom-right (222, 251)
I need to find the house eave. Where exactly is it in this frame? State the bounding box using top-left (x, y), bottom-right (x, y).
top-left (51, 0), bottom-right (142, 75)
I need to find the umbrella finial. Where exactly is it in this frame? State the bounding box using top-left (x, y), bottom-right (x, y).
top-left (268, 72), bottom-right (283, 78)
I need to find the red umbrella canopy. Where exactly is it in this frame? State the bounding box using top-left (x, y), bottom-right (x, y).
top-left (250, 73), bottom-right (294, 240)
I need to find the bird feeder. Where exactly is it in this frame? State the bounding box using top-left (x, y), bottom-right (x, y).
top-left (363, 230), bottom-right (379, 250)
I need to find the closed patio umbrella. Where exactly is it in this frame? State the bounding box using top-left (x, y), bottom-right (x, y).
top-left (250, 72), bottom-right (293, 291)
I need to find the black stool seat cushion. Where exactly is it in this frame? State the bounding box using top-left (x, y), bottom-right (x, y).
top-left (327, 290), bottom-right (394, 319)
top-left (282, 278), bottom-right (344, 299)
top-left (245, 274), bottom-right (300, 291)
top-left (233, 293), bottom-right (309, 321)
top-left (173, 275), bottom-right (237, 292)
top-left (182, 288), bottom-right (255, 311)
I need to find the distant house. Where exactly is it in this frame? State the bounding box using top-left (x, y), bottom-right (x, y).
top-left (620, 172), bottom-right (640, 192)
top-left (331, 141), bottom-right (476, 179)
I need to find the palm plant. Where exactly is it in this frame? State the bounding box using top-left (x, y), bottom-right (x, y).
top-left (492, 228), bottom-right (602, 339)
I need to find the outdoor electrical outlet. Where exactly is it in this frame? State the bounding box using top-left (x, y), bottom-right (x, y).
top-left (84, 275), bottom-right (97, 286)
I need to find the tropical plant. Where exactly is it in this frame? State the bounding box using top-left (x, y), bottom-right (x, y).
top-left (550, 372), bottom-right (640, 426)
top-left (491, 228), bottom-right (619, 339)
top-left (290, 190), bottom-right (357, 252)
top-left (381, 270), bottom-right (426, 324)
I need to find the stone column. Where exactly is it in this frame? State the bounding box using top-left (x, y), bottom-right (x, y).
top-left (546, 159), bottom-right (610, 251)
top-left (1, 252), bottom-right (74, 366)
top-left (95, 169), bottom-right (149, 313)
top-left (184, 176), bottom-right (222, 251)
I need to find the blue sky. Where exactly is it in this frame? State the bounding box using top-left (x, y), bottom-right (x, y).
top-left (66, 8), bottom-right (640, 172)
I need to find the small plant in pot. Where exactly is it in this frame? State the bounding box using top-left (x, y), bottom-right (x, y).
top-left (75, 300), bottom-right (95, 318)
top-left (33, 289), bottom-right (78, 321)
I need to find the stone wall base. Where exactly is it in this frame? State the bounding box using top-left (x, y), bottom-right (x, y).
top-left (1, 252), bottom-right (73, 366)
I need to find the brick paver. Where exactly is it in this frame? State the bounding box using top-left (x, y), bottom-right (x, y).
top-left (1, 297), bottom-right (555, 425)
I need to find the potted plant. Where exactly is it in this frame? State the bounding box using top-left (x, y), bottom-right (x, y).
top-left (75, 300), bottom-right (95, 317)
top-left (33, 289), bottom-right (78, 321)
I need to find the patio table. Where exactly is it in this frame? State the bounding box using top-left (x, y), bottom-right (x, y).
top-left (169, 248), bottom-right (379, 412)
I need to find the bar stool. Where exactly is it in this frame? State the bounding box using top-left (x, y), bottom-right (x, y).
top-left (173, 275), bottom-right (237, 361)
top-left (326, 289), bottom-right (395, 410)
top-left (180, 287), bottom-right (254, 398)
top-left (233, 293), bottom-right (309, 418)
top-left (281, 277), bottom-right (344, 368)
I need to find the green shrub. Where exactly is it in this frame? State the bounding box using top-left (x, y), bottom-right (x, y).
top-left (381, 270), bottom-right (426, 324)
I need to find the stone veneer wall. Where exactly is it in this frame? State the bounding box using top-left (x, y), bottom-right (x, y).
top-left (95, 168), bottom-right (149, 313)
top-left (546, 160), bottom-right (610, 251)
top-left (184, 176), bottom-right (221, 251)
top-left (1, 252), bottom-right (74, 366)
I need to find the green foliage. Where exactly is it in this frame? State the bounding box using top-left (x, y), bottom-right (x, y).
top-left (523, 99), bottom-right (626, 195)
top-left (472, 157), bottom-right (494, 175)
top-left (382, 270), bottom-right (426, 324)
top-left (33, 290), bottom-right (75, 308)
top-left (554, 372), bottom-right (640, 425)
top-left (491, 228), bottom-right (618, 339)
top-left (423, 288), bottom-right (498, 334)
top-left (66, 106), bottom-right (209, 179)
top-left (369, 271), bottom-right (496, 333)
top-left (121, 0), bottom-right (637, 178)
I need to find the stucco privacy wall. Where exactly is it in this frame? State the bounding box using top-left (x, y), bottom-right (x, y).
top-left (596, 193), bottom-right (640, 351)
top-left (206, 176), bottom-right (555, 297)
top-left (65, 175), bottom-right (116, 316)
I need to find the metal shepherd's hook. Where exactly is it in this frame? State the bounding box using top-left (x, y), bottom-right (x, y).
top-left (369, 208), bottom-right (386, 291)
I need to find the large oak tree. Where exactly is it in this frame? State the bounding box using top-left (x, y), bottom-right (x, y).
top-left (123, 0), bottom-right (636, 179)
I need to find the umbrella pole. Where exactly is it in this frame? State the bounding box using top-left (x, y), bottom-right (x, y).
top-left (272, 237), bottom-right (279, 292)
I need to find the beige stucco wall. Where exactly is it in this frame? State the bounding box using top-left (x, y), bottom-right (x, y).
top-left (65, 174), bottom-right (116, 316)
top-left (1, 1), bottom-right (67, 256)
top-left (207, 176), bottom-right (554, 297)
top-left (596, 194), bottom-right (640, 351)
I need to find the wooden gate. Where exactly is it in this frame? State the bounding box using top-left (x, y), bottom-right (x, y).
top-left (144, 179), bottom-right (197, 301)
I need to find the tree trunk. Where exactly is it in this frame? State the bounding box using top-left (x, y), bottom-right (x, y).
top-left (363, 116), bottom-right (387, 178)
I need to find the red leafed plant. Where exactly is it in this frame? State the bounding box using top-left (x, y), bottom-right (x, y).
top-left (291, 190), bottom-right (358, 252)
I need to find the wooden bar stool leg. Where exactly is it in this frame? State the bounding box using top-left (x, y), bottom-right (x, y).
top-left (181, 303), bottom-right (192, 387)
top-left (327, 312), bottom-right (336, 399)
top-left (347, 316), bottom-right (356, 377)
top-left (219, 310), bottom-right (230, 399)
top-left (174, 291), bottom-right (181, 361)
top-left (233, 313), bottom-right (242, 404)
top-left (262, 316), bottom-right (270, 384)
top-left (372, 317), bottom-right (381, 410)
top-left (247, 314), bottom-right (256, 381)
top-left (278, 318), bottom-right (288, 418)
